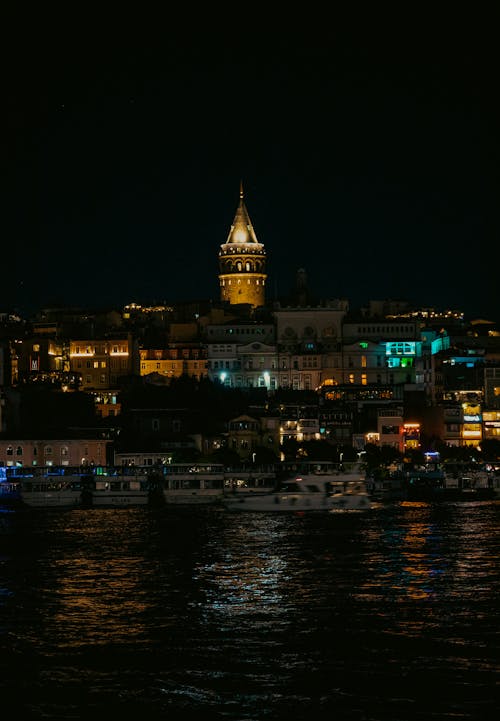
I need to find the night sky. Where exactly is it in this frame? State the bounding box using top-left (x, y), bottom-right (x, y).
top-left (4, 25), bottom-right (499, 319)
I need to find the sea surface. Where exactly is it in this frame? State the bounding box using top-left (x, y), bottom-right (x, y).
top-left (1, 500), bottom-right (499, 720)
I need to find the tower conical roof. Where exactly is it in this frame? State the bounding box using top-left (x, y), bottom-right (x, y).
top-left (225, 183), bottom-right (259, 244)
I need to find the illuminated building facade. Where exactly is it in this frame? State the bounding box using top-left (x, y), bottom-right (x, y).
top-left (0, 437), bottom-right (111, 467)
top-left (139, 345), bottom-right (207, 382)
top-left (328, 321), bottom-right (451, 411)
top-left (205, 321), bottom-right (276, 389)
top-left (219, 185), bottom-right (267, 308)
top-left (69, 335), bottom-right (139, 390)
top-left (482, 409), bottom-right (500, 441)
top-left (377, 407), bottom-right (405, 452)
top-left (402, 422), bottom-right (421, 451)
top-left (9, 337), bottom-right (68, 384)
top-left (359, 417), bottom-right (421, 453)
top-left (422, 394), bottom-right (483, 448)
top-left (274, 305), bottom-right (346, 390)
top-left (461, 398), bottom-right (483, 446)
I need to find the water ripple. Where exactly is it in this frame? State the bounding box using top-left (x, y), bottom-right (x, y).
top-left (0, 502), bottom-right (499, 719)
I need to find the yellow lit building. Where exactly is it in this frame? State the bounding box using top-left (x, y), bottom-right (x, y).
top-left (219, 184), bottom-right (267, 308)
top-left (139, 346), bottom-right (207, 382)
top-left (69, 335), bottom-right (139, 390)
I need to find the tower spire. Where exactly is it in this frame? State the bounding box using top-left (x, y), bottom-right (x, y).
top-left (218, 183), bottom-right (267, 308)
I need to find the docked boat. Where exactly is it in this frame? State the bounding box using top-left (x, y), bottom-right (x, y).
top-left (1, 466), bottom-right (153, 509)
top-left (81, 468), bottom-right (150, 507)
top-left (223, 461), bottom-right (372, 512)
top-left (370, 462), bottom-right (499, 502)
top-left (443, 469), bottom-right (497, 501)
top-left (17, 467), bottom-right (85, 508)
top-left (0, 467), bottom-right (23, 506)
top-left (157, 463), bottom-right (226, 505)
top-left (398, 461), bottom-right (497, 502)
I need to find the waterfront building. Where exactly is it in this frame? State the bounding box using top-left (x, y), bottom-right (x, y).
top-left (0, 436), bottom-right (111, 467)
top-left (113, 439), bottom-right (202, 467)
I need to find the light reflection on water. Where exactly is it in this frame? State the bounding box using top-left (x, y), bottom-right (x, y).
top-left (0, 501), bottom-right (499, 719)
top-left (195, 515), bottom-right (291, 621)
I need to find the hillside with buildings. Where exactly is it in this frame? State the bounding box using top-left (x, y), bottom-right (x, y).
top-left (1, 189), bottom-right (499, 469)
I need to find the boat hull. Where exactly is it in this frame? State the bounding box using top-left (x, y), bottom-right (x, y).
top-left (82, 476), bottom-right (151, 507)
top-left (162, 490), bottom-right (224, 505)
top-left (88, 492), bottom-right (150, 507)
top-left (225, 494), bottom-right (332, 512)
top-left (225, 489), bottom-right (372, 513)
top-left (21, 490), bottom-right (84, 508)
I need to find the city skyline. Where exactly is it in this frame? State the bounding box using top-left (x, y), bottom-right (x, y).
top-left (4, 29), bottom-right (498, 320)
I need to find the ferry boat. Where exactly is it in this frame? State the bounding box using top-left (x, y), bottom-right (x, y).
top-left (156, 463), bottom-right (226, 505)
top-left (372, 461), bottom-right (499, 502)
top-left (1, 466), bottom-right (153, 509)
top-left (223, 461), bottom-right (372, 513)
top-left (0, 467), bottom-right (23, 506)
top-left (15, 467), bottom-right (86, 508)
top-left (150, 463), bottom-right (278, 505)
top-left (81, 467), bottom-right (151, 507)
top-left (443, 467), bottom-right (497, 501)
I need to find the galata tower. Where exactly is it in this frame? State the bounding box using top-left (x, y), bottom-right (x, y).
top-left (218, 183), bottom-right (267, 307)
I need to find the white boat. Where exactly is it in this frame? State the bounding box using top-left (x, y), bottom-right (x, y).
top-left (0, 467), bottom-right (23, 506)
top-left (18, 468), bottom-right (85, 508)
top-left (4, 466), bottom-right (151, 509)
top-left (81, 468), bottom-right (151, 507)
top-left (223, 461), bottom-right (372, 512)
top-left (158, 463), bottom-right (226, 505)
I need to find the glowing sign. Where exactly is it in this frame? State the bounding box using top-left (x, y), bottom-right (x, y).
top-left (385, 342), bottom-right (416, 356)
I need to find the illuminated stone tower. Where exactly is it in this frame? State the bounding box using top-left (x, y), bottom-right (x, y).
top-left (219, 184), bottom-right (267, 307)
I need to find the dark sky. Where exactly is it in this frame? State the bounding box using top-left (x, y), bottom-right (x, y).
top-left (3, 25), bottom-right (499, 319)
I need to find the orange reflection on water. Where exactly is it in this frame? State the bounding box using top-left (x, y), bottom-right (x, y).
top-left (35, 510), bottom-right (154, 649)
top-left (397, 505), bottom-right (442, 601)
top-left (359, 502), bottom-right (445, 612)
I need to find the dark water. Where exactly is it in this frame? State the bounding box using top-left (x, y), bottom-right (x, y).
top-left (1, 500), bottom-right (499, 721)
